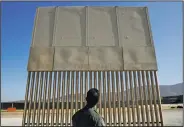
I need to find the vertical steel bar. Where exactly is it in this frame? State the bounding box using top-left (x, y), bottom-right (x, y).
top-left (27, 72), bottom-right (35, 126)
top-left (82, 72), bottom-right (85, 107)
top-left (138, 71), bottom-right (145, 126)
top-left (46, 72), bottom-right (53, 126)
top-left (78, 71), bottom-right (80, 111)
top-left (92, 72), bottom-right (94, 88)
top-left (93, 72), bottom-right (97, 110)
top-left (103, 71), bottom-right (107, 123)
top-left (94, 71), bottom-right (97, 88)
top-left (120, 72), bottom-right (126, 126)
top-left (125, 71), bottom-right (131, 126)
top-left (36, 72), bottom-right (44, 126)
top-left (74, 72), bottom-right (77, 111)
top-left (66, 71), bottom-right (70, 126)
top-left (95, 72), bottom-right (98, 110)
top-left (94, 72), bottom-right (97, 110)
top-left (145, 71), bottom-right (154, 126)
top-left (116, 72), bottom-right (121, 126)
top-left (32, 72), bottom-right (40, 126)
top-left (75, 72), bottom-right (79, 113)
top-left (112, 71), bottom-right (116, 126)
top-left (71, 71), bottom-right (74, 125)
top-left (141, 71), bottom-right (150, 126)
top-left (150, 71), bottom-right (159, 126)
top-left (51, 72), bottom-right (57, 126)
top-left (22, 72), bottom-right (31, 126)
top-left (64, 71), bottom-right (68, 126)
top-left (99, 71), bottom-right (102, 116)
top-left (85, 72), bottom-right (88, 105)
top-left (107, 71), bottom-right (112, 126)
top-left (56, 72), bottom-right (61, 126)
top-left (69, 72), bottom-right (71, 125)
top-left (154, 71), bottom-right (163, 126)
top-left (69, 71), bottom-right (72, 125)
top-left (41, 72), bottom-right (48, 126)
top-left (133, 71), bottom-right (141, 126)
top-left (129, 71), bottom-right (136, 126)
top-left (80, 72), bottom-right (83, 109)
top-left (60, 72), bottom-right (66, 126)
top-left (90, 72), bottom-right (92, 89)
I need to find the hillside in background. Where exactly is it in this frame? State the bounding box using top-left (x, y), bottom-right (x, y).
top-left (7, 82), bottom-right (183, 103)
top-left (159, 83), bottom-right (183, 97)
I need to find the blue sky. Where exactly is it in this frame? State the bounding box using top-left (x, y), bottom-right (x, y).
top-left (1, 2), bottom-right (182, 102)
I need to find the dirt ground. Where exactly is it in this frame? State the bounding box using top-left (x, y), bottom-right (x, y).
top-left (1, 109), bottom-right (183, 126)
top-left (162, 109), bottom-right (183, 126)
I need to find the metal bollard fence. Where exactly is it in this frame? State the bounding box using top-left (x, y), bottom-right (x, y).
top-left (22, 70), bottom-right (163, 126)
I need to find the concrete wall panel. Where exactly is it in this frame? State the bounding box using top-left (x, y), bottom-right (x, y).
top-left (87, 7), bottom-right (118, 46)
top-left (27, 47), bottom-right (54, 71)
top-left (31, 7), bottom-right (56, 47)
top-left (123, 46), bottom-right (157, 70)
top-left (28, 6), bottom-right (157, 71)
top-left (53, 47), bottom-right (88, 70)
top-left (117, 7), bottom-right (152, 47)
top-left (53, 7), bottom-right (86, 46)
top-left (88, 47), bottom-right (123, 70)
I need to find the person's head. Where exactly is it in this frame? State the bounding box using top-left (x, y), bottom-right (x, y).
top-left (86, 88), bottom-right (100, 107)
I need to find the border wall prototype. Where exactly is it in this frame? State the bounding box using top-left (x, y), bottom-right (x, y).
top-left (22, 6), bottom-right (163, 126)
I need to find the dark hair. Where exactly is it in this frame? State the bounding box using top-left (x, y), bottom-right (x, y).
top-left (86, 88), bottom-right (100, 107)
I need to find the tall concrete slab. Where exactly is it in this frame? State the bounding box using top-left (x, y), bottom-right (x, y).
top-left (24, 6), bottom-right (163, 127)
top-left (31, 7), bottom-right (56, 47)
top-left (117, 7), bottom-right (152, 47)
top-left (53, 7), bottom-right (86, 47)
top-left (28, 6), bottom-right (157, 71)
top-left (87, 7), bottom-right (119, 47)
top-left (117, 7), bottom-right (157, 70)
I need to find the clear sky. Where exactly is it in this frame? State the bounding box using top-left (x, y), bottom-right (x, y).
top-left (1, 2), bottom-right (182, 102)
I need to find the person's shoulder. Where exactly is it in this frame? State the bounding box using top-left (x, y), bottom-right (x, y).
top-left (89, 109), bottom-right (101, 119)
top-left (90, 109), bottom-right (105, 126)
top-left (72, 110), bottom-right (81, 120)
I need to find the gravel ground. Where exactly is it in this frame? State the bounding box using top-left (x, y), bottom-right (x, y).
top-left (162, 109), bottom-right (183, 126)
top-left (1, 109), bottom-right (183, 126)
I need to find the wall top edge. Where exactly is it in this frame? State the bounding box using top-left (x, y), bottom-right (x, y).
top-left (27, 70), bottom-right (157, 72)
top-left (37, 6), bottom-right (148, 9)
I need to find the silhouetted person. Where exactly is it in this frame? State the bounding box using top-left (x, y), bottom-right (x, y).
top-left (72, 88), bottom-right (105, 127)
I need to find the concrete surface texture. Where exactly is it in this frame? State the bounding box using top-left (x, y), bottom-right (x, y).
top-left (88, 47), bottom-right (124, 70)
top-left (1, 109), bottom-right (183, 126)
top-left (27, 47), bottom-right (54, 71)
top-left (27, 6), bottom-right (158, 71)
top-left (53, 47), bottom-right (89, 70)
